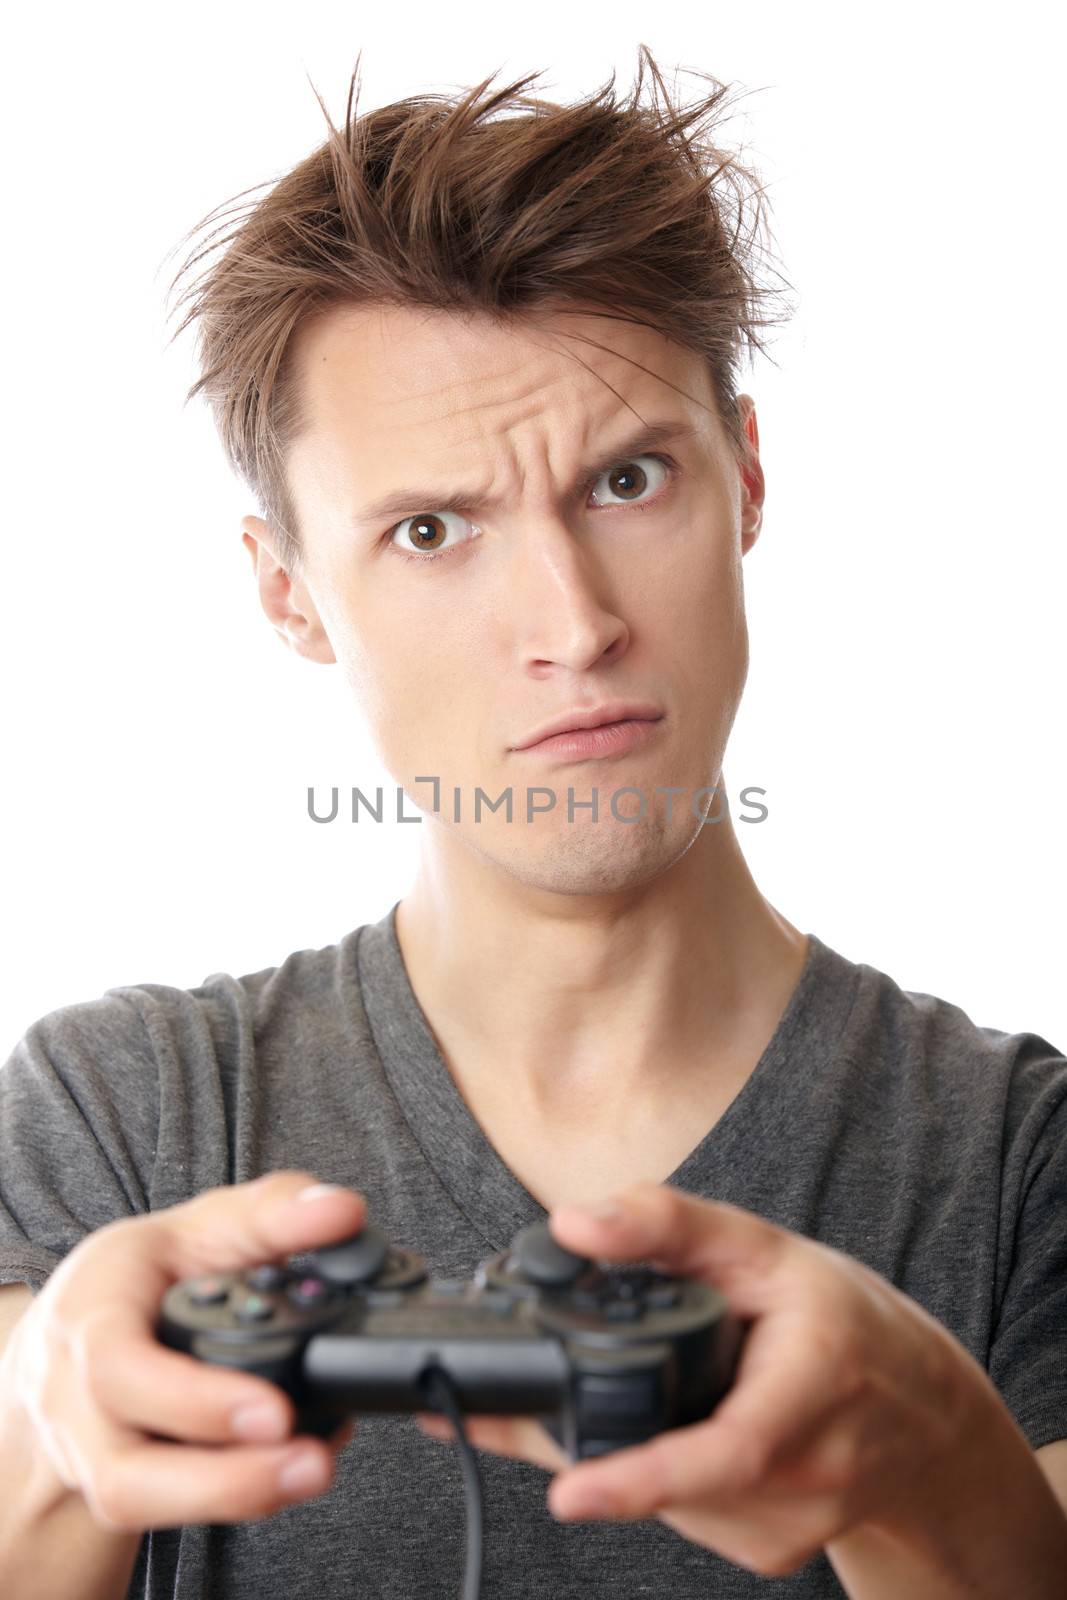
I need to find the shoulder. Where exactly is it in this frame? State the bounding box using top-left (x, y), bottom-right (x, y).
top-left (824, 938), bottom-right (1067, 1169)
top-left (135, 923), bottom-right (366, 1030)
top-left (6, 922), bottom-right (373, 1087)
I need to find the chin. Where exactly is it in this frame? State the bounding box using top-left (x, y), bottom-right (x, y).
top-left (493, 820), bottom-right (690, 896)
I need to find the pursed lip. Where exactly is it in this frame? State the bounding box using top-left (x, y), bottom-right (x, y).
top-left (510, 701), bottom-right (665, 751)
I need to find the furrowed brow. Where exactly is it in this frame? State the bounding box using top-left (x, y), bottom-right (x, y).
top-left (350, 418), bottom-right (699, 529)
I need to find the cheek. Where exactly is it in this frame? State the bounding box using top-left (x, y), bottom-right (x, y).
top-left (332, 623), bottom-right (391, 727)
top-left (336, 605), bottom-right (482, 760)
top-left (640, 535), bottom-right (747, 727)
top-left (636, 520), bottom-right (743, 650)
top-left (637, 500), bottom-right (739, 595)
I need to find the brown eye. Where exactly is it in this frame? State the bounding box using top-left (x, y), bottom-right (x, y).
top-left (606, 462), bottom-right (647, 500)
top-left (590, 454), bottom-right (669, 509)
top-left (388, 509), bottom-right (479, 560)
top-left (404, 514), bottom-right (448, 553)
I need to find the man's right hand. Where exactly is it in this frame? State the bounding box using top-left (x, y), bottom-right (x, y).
top-left (0, 1172), bottom-right (367, 1531)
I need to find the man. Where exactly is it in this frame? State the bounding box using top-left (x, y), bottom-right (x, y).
top-left (1, 48), bottom-right (1066, 1598)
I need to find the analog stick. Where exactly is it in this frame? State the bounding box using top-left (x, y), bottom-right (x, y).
top-left (511, 1221), bottom-right (589, 1287)
top-left (309, 1222), bottom-right (391, 1285)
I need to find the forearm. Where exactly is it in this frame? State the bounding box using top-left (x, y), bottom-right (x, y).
top-left (0, 1390), bottom-right (142, 1600)
top-left (826, 1392), bottom-right (1067, 1600)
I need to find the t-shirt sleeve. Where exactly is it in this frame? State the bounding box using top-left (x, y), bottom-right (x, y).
top-left (987, 1033), bottom-right (1067, 1452)
top-left (0, 994), bottom-right (160, 1294)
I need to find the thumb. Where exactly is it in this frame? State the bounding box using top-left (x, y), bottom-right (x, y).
top-left (63, 1172), bottom-right (367, 1329)
top-left (549, 1182), bottom-right (792, 1319)
top-left (159, 1171), bottom-right (368, 1282)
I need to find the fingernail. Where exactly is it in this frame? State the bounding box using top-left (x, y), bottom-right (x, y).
top-left (231, 1402), bottom-right (288, 1441)
top-left (554, 1491), bottom-right (617, 1520)
top-left (296, 1183), bottom-right (345, 1202)
top-left (278, 1450), bottom-right (327, 1495)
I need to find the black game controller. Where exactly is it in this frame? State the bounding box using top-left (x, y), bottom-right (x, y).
top-left (157, 1218), bottom-right (744, 1461)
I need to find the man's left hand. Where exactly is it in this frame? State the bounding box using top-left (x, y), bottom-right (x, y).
top-left (415, 1183), bottom-right (1002, 1578)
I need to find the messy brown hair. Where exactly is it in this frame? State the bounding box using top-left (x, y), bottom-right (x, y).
top-left (165, 44), bottom-right (788, 578)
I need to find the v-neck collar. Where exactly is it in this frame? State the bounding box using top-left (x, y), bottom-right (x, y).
top-left (355, 900), bottom-right (860, 1251)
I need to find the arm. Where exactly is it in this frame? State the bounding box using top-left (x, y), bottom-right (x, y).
top-left (825, 1389), bottom-right (1067, 1600)
top-left (0, 1283), bottom-right (142, 1600)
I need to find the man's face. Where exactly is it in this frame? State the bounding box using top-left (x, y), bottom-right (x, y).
top-left (264, 300), bottom-right (763, 895)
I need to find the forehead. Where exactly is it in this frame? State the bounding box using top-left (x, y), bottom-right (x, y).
top-left (288, 299), bottom-right (716, 451)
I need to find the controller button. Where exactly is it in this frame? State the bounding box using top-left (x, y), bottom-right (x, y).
top-left (245, 1265), bottom-right (288, 1292)
top-left (309, 1222), bottom-right (390, 1286)
top-left (599, 1269), bottom-right (651, 1298)
top-left (234, 1293), bottom-right (275, 1322)
top-left (480, 1289), bottom-right (516, 1316)
top-left (363, 1288), bottom-right (405, 1308)
top-left (645, 1284), bottom-right (681, 1310)
top-left (511, 1222), bottom-right (588, 1288)
top-left (187, 1276), bottom-right (230, 1305)
top-left (602, 1299), bottom-right (643, 1321)
top-left (287, 1277), bottom-right (332, 1308)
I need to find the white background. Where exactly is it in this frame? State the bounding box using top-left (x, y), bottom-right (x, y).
top-left (2, 2), bottom-right (1063, 1050)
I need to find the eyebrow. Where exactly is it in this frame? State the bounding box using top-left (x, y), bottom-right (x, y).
top-left (350, 418), bottom-right (701, 529)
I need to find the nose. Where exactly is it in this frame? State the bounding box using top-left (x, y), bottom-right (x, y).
top-left (508, 518), bottom-right (630, 674)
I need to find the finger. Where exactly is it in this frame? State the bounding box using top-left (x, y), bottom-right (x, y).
top-left (163, 1172), bottom-right (368, 1281)
top-left (47, 1173), bottom-right (366, 1448)
top-left (58, 1378), bottom-right (345, 1533)
top-left (73, 1300), bottom-right (298, 1445)
top-left (546, 1323), bottom-right (842, 1523)
top-left (63, 1170), bottom-right (367, 1336)
top-left (548, 1184), bottom-right (801, 1317)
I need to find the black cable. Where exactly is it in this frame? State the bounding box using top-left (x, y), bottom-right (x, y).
top-left (419, 1367), bottom-right (484, 1600)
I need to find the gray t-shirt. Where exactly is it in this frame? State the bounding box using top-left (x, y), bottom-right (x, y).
top-left (1, 901), bottom-right (1065, 1598)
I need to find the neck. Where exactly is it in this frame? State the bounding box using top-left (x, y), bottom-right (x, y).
top-left (393, 789), bottom-right (808, 1120)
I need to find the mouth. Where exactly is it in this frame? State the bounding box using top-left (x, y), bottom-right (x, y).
top-left (510, 715), bottom-right (664, 762)
top-left (510, 701), bottom-right (665, 752)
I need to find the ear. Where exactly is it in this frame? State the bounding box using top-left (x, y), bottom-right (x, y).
top-left (241, 516), bottom-right (336, 665)
top-left (735, 395), bottom-right (765, 555)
